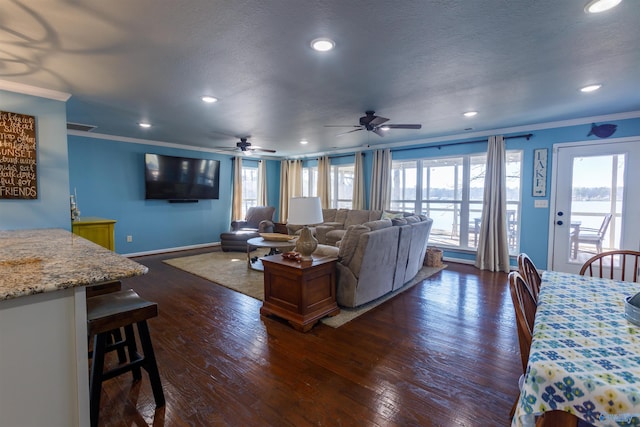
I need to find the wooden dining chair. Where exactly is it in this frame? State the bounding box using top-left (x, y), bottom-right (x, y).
top-left (579, 249), bottom-right (640, 282)
top-left (509, 271), bottom-right (537, 373)
top-left (517, 253), bottom-right (542, 302)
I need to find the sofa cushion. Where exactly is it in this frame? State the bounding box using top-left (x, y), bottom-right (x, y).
top-left (404, 215), bottom-right (422, 224)
top-left (325, 229), bottom-right (347, 246)
top-left (322, 208), bottom-right (337, 223)
top-left (363, 219), bottom-right (392, 230)
top-left (391, 217), bottom-right (408, 226)
top-left (313, 244), bottom-right (340, 257)
top-left (344, 210), bottom-right (372, 228)
top-left (335, 209), bottom-right (349, 225)
top-left (338, 225), bottom-right (370, 267)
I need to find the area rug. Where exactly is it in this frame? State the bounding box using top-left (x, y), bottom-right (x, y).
top-left (163, 250), bottom-right (446, 328)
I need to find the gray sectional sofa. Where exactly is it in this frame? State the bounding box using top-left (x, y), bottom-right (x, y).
top-left (309, 209), bottom-right (433, 308)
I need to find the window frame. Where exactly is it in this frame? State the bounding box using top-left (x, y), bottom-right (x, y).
top-left (391, 150), bottom-right (523, 253)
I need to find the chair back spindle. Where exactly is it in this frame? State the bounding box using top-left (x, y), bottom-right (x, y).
top-left (579, 250), bottom-right (640, 282)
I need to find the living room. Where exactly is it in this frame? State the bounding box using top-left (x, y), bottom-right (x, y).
top-left (2, 1), bottom-right (640, 425)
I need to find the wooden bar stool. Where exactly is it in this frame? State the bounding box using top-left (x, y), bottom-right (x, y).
top-left (87, 289), bottom-right (165, 427)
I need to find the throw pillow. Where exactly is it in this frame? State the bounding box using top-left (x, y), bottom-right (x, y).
top-left (381, 210), bottom-right (404, 220)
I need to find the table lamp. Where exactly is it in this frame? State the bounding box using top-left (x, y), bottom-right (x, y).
top-left (287, 197), bottom-right (323, 261)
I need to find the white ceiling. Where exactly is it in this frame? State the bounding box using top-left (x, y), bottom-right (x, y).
top-left (2, 1), bottom-right (639, 157)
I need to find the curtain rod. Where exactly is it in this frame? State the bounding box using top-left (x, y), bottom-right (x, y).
top-left (317, 152), bottom-right (366, 160)
top-left (393, 133), bottom-right (533, 152)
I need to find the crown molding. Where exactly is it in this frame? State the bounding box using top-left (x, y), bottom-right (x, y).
top-left (0, 80), bottom-right (71, 102)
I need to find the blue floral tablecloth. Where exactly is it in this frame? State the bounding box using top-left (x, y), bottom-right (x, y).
top-left (512, 271), bottom-right (640, 427)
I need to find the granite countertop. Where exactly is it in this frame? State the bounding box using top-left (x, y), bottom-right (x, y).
top-left (0, 228), bottom-right (148, 302)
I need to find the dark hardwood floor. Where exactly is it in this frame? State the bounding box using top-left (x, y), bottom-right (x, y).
top-left (96, 247), bottom-right (519, 427)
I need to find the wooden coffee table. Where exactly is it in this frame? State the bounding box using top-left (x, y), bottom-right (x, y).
top-left (260, 254), bottom-right (339, 332)
top-left (246, 237), bottom-right (296, 271)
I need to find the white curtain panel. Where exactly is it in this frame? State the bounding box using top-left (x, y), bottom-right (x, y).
top-left (278, 159), bottom-right (303, 222)
top-left (258, 160), bottom-right (268, 206)
top-left (352, 153), bottom-right (365, 209)
top-left (317, 155), bottom-right (331, 208)
top-left (369, 149), bottom-right (392, 210)
top-left (232, 156), bottom-right (243, 221)
top-left (475, 135), bottom-right (511, 272)
top-left (278, 160), bottom-right (289, 222)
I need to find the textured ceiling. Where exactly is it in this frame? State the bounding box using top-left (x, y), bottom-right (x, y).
top-left (2, 0), bottom-right (639, 157)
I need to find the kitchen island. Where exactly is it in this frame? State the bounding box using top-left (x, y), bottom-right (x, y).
top-left (0, 228), bottom-right (148, 427)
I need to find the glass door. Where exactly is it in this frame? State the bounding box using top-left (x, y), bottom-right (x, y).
top-left (550, 140), bottom-right (640, 273)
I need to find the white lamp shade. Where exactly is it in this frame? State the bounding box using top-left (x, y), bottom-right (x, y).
top-left (287, 197), bottom-right (323, 225)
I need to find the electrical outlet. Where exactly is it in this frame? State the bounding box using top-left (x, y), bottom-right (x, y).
top-left (126, 235), bottom-right (133, 242)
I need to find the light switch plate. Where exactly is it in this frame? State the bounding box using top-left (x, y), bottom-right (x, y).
top-left (534, 199), bottom-right (548, 208)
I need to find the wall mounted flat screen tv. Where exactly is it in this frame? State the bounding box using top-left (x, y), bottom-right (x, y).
top-left (144, 153), bottom-right (220, 200)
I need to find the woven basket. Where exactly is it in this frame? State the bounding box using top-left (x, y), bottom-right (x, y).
top-left (425, 247), bottom-right (443, 267)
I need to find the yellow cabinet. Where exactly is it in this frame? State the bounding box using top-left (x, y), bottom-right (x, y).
top-left (72, 217), bottom-right (116, 251)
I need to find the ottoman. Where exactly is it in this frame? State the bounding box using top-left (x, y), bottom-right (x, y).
top-left (220, 230), bottom-right (260, 252)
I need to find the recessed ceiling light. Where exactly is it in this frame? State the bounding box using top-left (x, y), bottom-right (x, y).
top-left (201, 96), bottom-right (218, 103)
top-left (299, 139), bottom-right (309, 145)
top-left (584, 0), bottom-right (622, 13)
top-left (138, 122), bottom-right (151, 128)
top-left (463, 111), bottom-right (478, 117)
top-left (311, 38), bottom-right (335, 52)
top-left (580, 84), bottom-right (602, 92)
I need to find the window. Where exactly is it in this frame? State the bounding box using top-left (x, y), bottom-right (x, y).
top-left (391, 151), bottom-right (522, 253)
top-left (241, 165), bottom-right (259, 218)
top-left (302, 164), bottom-right (354, 208)
top-left (331, 164), bottom-right (354, 209)
top-left (302, 166), bottom-right (318, 197)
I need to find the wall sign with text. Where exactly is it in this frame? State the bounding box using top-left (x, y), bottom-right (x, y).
top-left (533, 148), bottom-right (547, 197)
top-left (0, 111), bottom-right (37, 199)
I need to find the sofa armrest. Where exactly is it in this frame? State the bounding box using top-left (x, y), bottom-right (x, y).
top-left (285, 223), bottom-right (303, 235)
top-left (258, 220), bottom-right (275, 233)
top-left (322, 221), bottom-right (344, 229)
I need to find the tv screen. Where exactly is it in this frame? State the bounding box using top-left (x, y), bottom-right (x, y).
top-left (144, 153), bottom-right (220, 200)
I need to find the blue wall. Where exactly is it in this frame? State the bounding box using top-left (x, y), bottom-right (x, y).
top-left (1, 90), bottom-right (70, 230)
top-left (67, 135), bottom-right (281, 254)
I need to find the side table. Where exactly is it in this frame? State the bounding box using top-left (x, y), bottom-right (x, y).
top-left (260, 254), bottom-right (339, 332)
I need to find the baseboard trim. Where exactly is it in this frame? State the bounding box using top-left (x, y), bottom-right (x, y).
top-left (443, 256), bottom-right (517, 270)
top-left (443, 256), bottom-right (475, 265)
top-left (123, 242), bottom-right (220, 258)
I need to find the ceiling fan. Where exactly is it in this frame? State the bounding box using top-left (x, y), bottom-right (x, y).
top-left (215, 137), bottom-right (276, 154)
top-left (325, 111), bottom-right (422, 137)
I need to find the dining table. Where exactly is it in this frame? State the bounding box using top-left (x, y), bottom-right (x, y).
top-left (512, 270), bottom-right (640, 427)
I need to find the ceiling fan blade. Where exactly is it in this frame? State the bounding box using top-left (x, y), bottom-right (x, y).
top-left (369, 116), bottom-right (389, 126)
top-left (250, 147), bottom-right (277, 153)
top-left (373, 127), bottom-right (386, 137)
top-left (336, 128), bottom-right (364, 136)
top-left (385, 124), bottom-right (422, 129)
top-left (324, 125), bottom-right (362, 128)
top-left (213, 146), bottom-right (239, 151)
